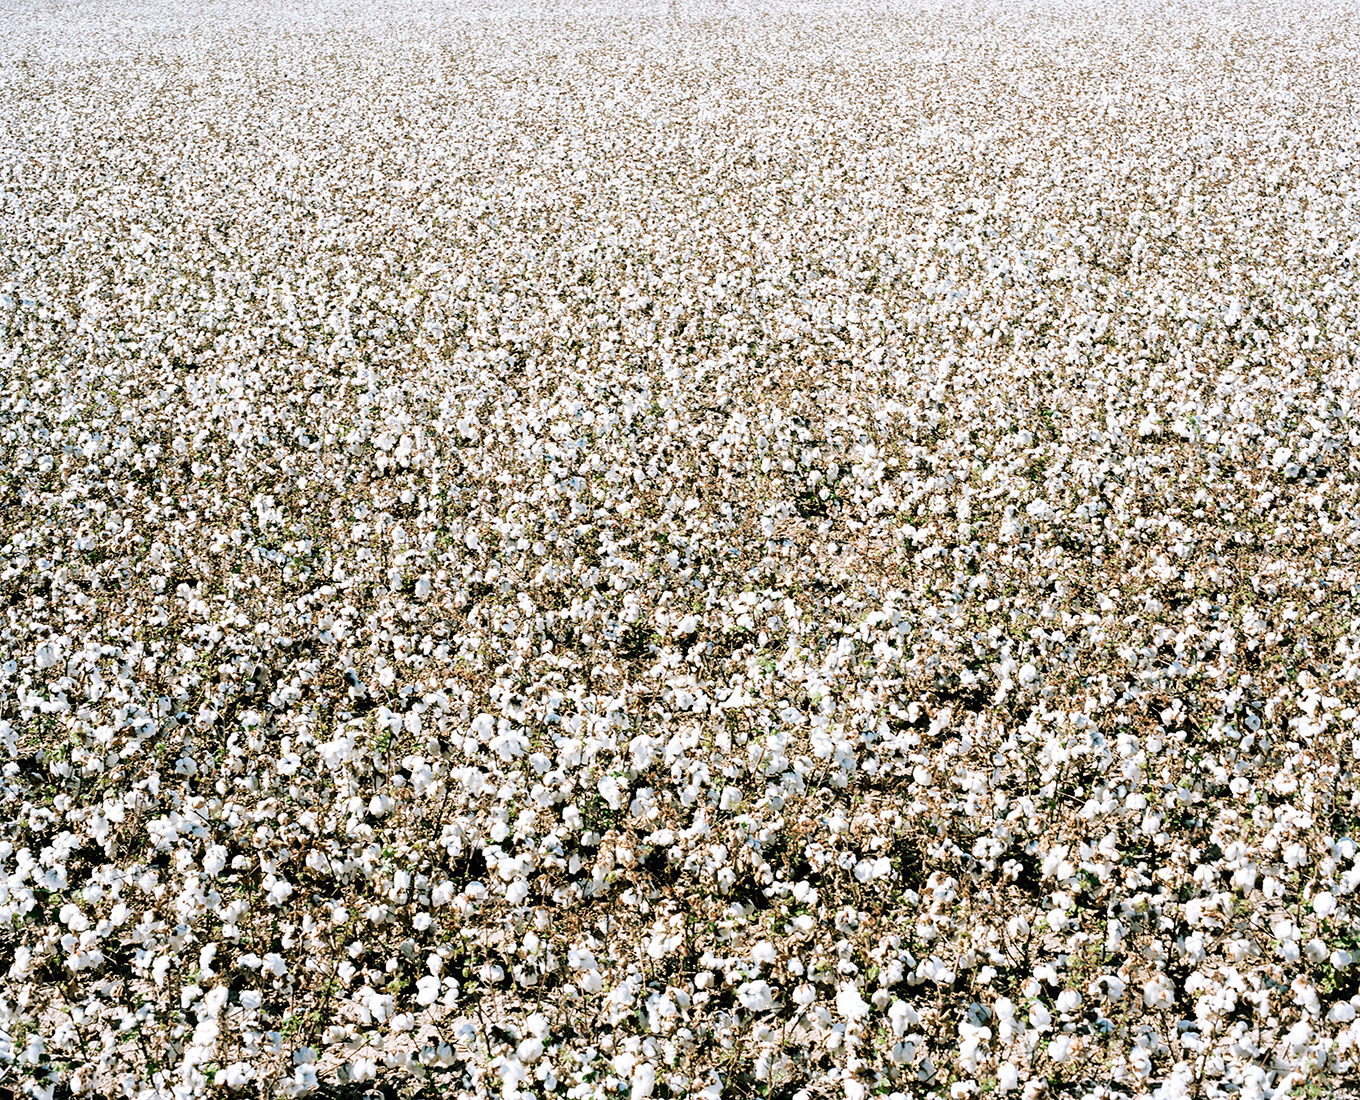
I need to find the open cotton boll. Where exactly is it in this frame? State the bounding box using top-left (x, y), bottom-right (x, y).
top-left (1055, 989), bottom-right (1081, 1013)
top-left (630, 734), bottom-right (659, 772)
top-left (1143, 975), bottom-right (1175, 1010)
top-left (737, 981), bottom-right (775, 1012)
top-left (888, 999), bottom-right (919, 1036)
top-left (836, 985), bottom-right (871, 1021)
top-left (221, 1064), bottom-right (255, 1090)
top-left (630, 1062), bottom-right (656, 1100)
top-left (489, 726), bottom-right (527, 761)
top-left (598, 775), bottom-right (624, 810)
top-left (34, 641), bottom-right (62, 670)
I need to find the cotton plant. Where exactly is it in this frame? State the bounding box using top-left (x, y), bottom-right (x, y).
top-left (2, 0), bottom-right (1360, 1098)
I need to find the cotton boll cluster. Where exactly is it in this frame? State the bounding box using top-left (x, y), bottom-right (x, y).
top-left (2, 0), bottom-right (1360, 1098)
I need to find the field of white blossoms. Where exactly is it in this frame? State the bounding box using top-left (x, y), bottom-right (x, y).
top-left (2, 0), bottom-right (1360, 1097)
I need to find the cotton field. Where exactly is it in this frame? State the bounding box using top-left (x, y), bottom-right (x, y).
top-left (1, 0), bottom-right (1359, 1097)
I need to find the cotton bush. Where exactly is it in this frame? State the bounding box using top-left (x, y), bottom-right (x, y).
top-left (1, 0), bottom-right (1360, 1098)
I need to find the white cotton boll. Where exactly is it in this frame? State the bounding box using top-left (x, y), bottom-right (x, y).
top-left (793, 983), bottom-right (816, 1006)
top-left (221, 1063), bottom-right (255, 1089)
top-left (1047, 1035), bottom-right (1076, 1063)
top-left (58, 903), bottom-right (88, 932)
top-left (752, 941), bottom-right (777, 966)
top-left (1271, 446), bottom-right (1292, 469)
top-left (598, 775), bottom-right (623, 810)
top-left (490, 728), bottom-right (526, 761)
top-left (737, 981), bottom-right (775, 1012)
top-left (518, 1036), bottom-right (545, 1063)
top-left (1028, 1002), bottom-right (1051, 1030)
top-left (204, 985), bottom-right (229, 1017)
top-left (470, 713), bottom-right (495, 743)
top-left (836, 984), bottom-right (871, 1021)
top-left (630, 734), bottom-right (658, 772)
top-left (631, 1062), bottom-right (656, 1100)
top-left (287, 1065), bottom-right (318, 1097)
top-left (1143, 975), bottom-right (1174, 1009)
top-left (1294, 981), bottom-right (1322, 1015)
top-left (1314, 892), bottom-right (1337, 919)
top-left (1056, 989), bottom-right (1081, 1013)
top-left (997, 1063), bottom-right (1019, 1093)
top-left (266, 879), bottom-right (294, 906)
top-left (193, 1016), bottom-right (220, 1047)
top-left (1017, 663), bottom-right (1038, 687)
top-left (1329, 1001), bottom-right (1357, 1023)
top-left (720, 786), bottom-right (743, 810)
top-left (1092, 975), bottom-right (1126, 1003)
top-left (888, 999), bottom-right (919, 1036)
top-left (416, 975), bottom-right (440, 1005)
